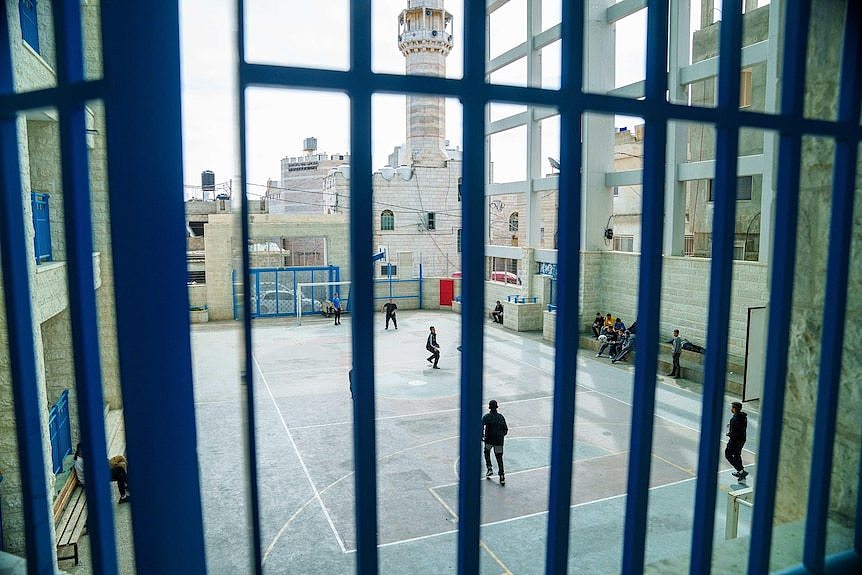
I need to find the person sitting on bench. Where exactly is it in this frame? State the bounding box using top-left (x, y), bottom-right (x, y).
top-left (596, 330), bottom-right (618, 358)
top-left (612, 331), bottom-right (635, 363)
top-left (591, 312), bottom-right (604, 338)
top-left (74, 443), bottom-right (130, 504)
top-left (492, 301), bottom-right (504, 324)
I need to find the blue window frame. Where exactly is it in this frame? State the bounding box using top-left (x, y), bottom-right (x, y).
top-left (18, 0), bottom-right (40, 53)
top-left (0, 1), bottom-right (860, 574)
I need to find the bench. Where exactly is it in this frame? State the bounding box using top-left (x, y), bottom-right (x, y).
top-left (53, 409), bottom-right (126, 566)
top-left (53, 471), bottom-right (87, 565)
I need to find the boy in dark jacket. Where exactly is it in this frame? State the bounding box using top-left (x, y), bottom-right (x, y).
top-left (725, 401), bottom-right (749, 480)
top-left (483, 400), bottom-right (509, 485)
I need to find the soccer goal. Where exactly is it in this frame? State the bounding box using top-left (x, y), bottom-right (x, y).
top-left (296, 281), bottom-right (351, 325)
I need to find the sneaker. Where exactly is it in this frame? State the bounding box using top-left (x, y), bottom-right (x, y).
top-left (432, 365), bottom-right (440, 369)
top-left (596, 353), bottom-right (603, 357)
top-left (499, 475), bottom-right (505, 486)
top-left (738, 470), bottom-right (748, 480)
top-left (119, 495), bottom-right (130, 504)
top-left (486, 467), bottom-right (494, 478)
top-left (731, 471), bottom-right (741, 478)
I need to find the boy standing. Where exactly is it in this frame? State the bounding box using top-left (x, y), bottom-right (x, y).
top-left (725, 401), bottom-right (749, 480)
top-left (483, 400), bottom-right (509, 485)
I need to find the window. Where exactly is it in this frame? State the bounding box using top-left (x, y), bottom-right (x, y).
top-left (707, 175), bottom-right (754, 202)
top-left (380, 209), bottom-right (394, 230)
top-left (188, 221), bottom-right (205, 237)
top-left (457, 228), bottom-right (461, 253)
top-left (740, 68), bottom-right (753, 108)
top-left (187, 271), bottom-right (206, 284)
top-left (426, 212), bottom-right (435, 230)
top-left (508, 211), bottom-right (519, 232)
top-left (457, 177), bottom-right (462, 202)
top-left (380, 264), bottom-right (396, 276)
top-left (684, 234), bottom-right (695, 256)
top-left (613, 186), bottom-right (619, 197)
top-left (613, 235), bottom-right (634, 253)
top-left (19, 0), bottom-right (40, 53)
top-left (733, 241), bottom-right (746, 261)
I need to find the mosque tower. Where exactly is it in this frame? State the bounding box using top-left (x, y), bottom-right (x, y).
top-left (398, 0), bottom-right (453, 167)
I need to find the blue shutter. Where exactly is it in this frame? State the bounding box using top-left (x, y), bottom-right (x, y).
top-left (19, 0), bottom-right (40, 53)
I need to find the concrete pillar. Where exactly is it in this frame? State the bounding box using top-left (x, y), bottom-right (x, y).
top-left (758, 0), bottom-right (783, 263)
top-left (664, 0), bottom-right (691, 256)
top-left (581, 1), bottom-right (615, 252)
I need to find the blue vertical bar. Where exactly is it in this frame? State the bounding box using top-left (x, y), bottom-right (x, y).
top-left (100, 2), bottom-right (207, 572)
top-left (747, 2), bottom-right (811, 573)
top-left (52, 0), bottom-right (119, 572)
top-left (544, 0), bottom-right (584, 571)
top-left (458, 0), bottom-right (486, 572)
top-left (621, 1), bottom-right (669, 573)
top-left (236, 0), bottom-right (265, 572)
top-left (349, 1), bottom-right (379, 573)
top-left (803, 4), bottom-right (862, 571)
top-left (0, 4), bottom-right (56, 572)
top-left (689, 1), bottom-right (743, 572)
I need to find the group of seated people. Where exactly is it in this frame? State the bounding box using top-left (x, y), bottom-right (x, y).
top-left (591, 312), bottom-right (637, 363)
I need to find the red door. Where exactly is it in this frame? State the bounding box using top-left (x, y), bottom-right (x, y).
top-left (439, 279), bottom-right (454, 306)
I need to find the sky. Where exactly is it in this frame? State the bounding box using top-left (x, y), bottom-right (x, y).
top-left (178, 0), bottom-right (657, 194)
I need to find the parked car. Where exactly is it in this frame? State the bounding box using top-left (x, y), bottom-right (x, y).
top-left (490, 271), bottom-right (521, 285)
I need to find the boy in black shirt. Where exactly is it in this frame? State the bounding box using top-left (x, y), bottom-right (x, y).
top-left (725, 401), bottom-right (749, 480)
top-left (483, 400), bottom-right (509, 485)
top-left (382, 299), bottom-right (398, 329)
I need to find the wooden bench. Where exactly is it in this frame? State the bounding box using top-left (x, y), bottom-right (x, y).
top-left (53, 471), bottom-right (87, 565)
top-left (52, 409), bottom-right (126, 566)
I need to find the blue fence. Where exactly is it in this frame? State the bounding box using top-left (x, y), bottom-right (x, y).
top-left (373, 262), bottom-right (422, 307)
top-left (48, 389), bottom-right (72, 475)
top-left (234, 265), bottom-right (343, 318)
top-left (30, 192), bottom-right (52, 264)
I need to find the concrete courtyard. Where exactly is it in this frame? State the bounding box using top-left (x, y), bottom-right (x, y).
top-left (64, 310), bottom-right (758, 574)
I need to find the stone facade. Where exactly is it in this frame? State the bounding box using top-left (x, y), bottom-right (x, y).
top-left (203, 214), bottom-right (351, 321)
top-left (0, 0), bottom-right (119, 555)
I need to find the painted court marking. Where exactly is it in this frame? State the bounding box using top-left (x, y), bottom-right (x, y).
top-left (252, 354), bottom-right (348, 556)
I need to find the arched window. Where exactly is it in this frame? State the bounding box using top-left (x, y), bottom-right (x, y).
top-left (508, 211), bottom-right (519, 232)
top-left (380, 210), bottom-right (394, 231)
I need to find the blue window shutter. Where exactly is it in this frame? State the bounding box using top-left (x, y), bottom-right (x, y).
top-left (19, 0), bottom-right (40, 53)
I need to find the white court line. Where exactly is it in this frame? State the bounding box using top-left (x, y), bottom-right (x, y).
top-left (252, 354), bottom-right (348, 554)
top-left (364, 474), bottom-right (704, 552)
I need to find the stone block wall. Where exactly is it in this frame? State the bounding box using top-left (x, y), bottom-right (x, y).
top-left (204, 214), bottom-right (350, 320)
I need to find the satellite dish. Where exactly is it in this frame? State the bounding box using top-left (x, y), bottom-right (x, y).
top-left (548, 157), bottom-right (561, 171)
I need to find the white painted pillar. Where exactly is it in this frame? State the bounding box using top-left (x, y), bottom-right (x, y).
top-left (759, 0), bottom-right (782, 264)
top-left (581, 1), bottom-right (615, 252)
top-left (664, 0), bottom-right (691, 256)
top-left (525, 0), bottom-right (543, 251)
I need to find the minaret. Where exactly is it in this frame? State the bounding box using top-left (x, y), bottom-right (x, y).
top-left (398, 0), bottom-right (453, 167)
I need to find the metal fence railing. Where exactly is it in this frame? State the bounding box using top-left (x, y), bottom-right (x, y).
top-left (48, 389), bottom-right (72, 475)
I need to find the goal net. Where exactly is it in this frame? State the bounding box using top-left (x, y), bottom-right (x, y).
top-left (296, 281), bottom-right (351, 325)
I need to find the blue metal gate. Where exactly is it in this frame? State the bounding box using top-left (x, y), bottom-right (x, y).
top-left (234, 265), bottom-right (342, 318)
top-left (48, 389), bottom-right (72, 475)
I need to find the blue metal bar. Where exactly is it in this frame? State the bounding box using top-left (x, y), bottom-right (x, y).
top-left (804, 4), bottom-right (862, 571)
top-left (689, 1), bottom-right (744, 572)
top-left (0, 3), bottom-right (56, 570)
top-left (419, 263), bottom-right (423, 309)
top-left (349, 1), bottom-right (379, 573)
top-left (100, 2), bottom-right (207, 572)
top-left (544, 0), bottom-right (584, 571)
top-left (0, 80), bottom-right (105, 115)
top-left (236, 4), bottom-right (264, 570)
top-left (52, 0), bottom-right (118, 571)
top-left (235, 63), bottom-right (862, 143)
top-left (621, 1), bottom-right (669, 572)
top-left (748, 2), bottom-right (811, 573)
top-left (457, 0), bottom-right (486, 571)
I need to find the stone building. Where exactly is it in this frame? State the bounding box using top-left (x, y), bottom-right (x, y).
top-left (267, 137), bottom-right (350, 215)
top-left (0, 0), bottom-right (121, 555)
top-left (324, 0), bottom-right (463, 279)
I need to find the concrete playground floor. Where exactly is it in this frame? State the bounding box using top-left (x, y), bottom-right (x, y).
top-left (65, 309), bottom-right (761, 574)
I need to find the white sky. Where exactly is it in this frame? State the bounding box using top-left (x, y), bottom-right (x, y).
top-left (179, 0), bottom-right (655, 191)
